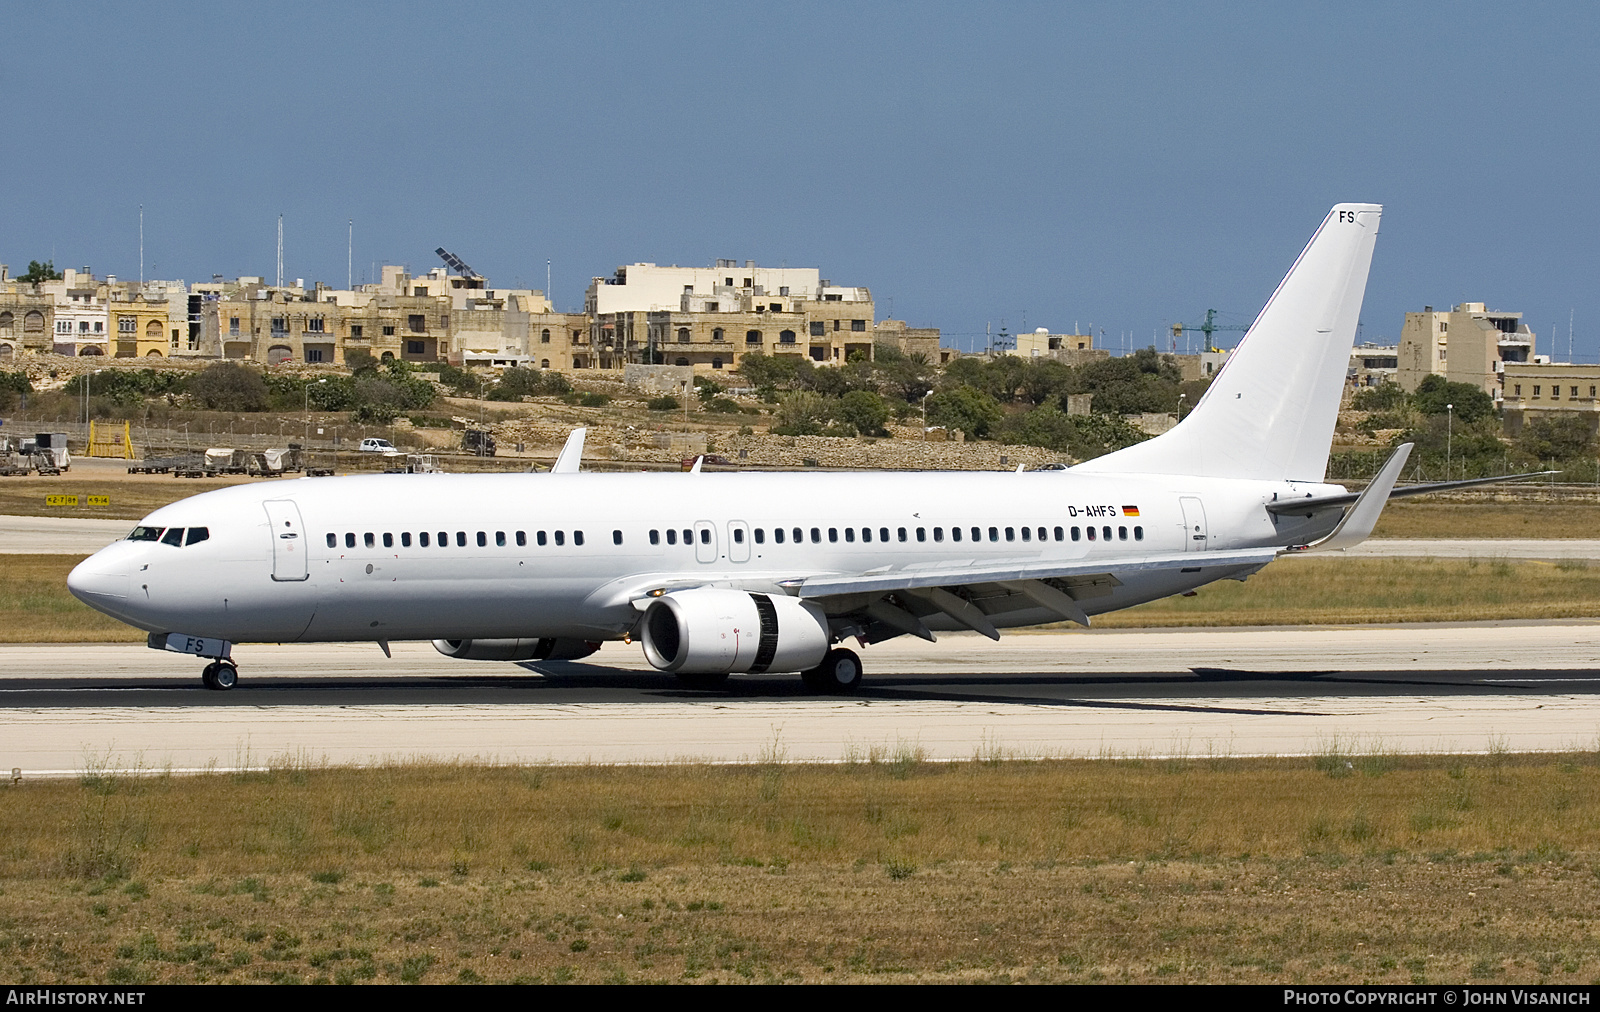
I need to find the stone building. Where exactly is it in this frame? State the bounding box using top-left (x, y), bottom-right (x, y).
top-left (875, 319), bottom-right (955, 364)
top-left (1397, 302), bottom-right (1535, 401)
top-left (1500, 361), bottom-right (1600, 436)
top-left (0, 266), bottom-right (54, 357)
top-left (586, 260), bottom-right (876, 373)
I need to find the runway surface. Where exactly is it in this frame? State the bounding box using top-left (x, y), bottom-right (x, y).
top-left (6, 625), bottom-right (1600, 775)
top-left (0, 515), bottom-right (133, 554)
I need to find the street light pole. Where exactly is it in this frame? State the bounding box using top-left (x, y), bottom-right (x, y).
top-left (1446, 403), bottom-right (1453, 482)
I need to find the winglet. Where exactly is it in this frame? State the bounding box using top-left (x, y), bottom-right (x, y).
top-left (1297, 442), bottom-right (1412, 552)
top-left (688, 455), bottom-right (704, 474)
top-left (551, 428), bottom-right (587, 474)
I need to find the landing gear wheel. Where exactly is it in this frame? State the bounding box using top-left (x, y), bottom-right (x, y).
top-left (674, 671), bottom-right (730, 690)
top-left (201, 661), bottom-right (238, 691)
top-left (801, 648), bottom-right (862, 694)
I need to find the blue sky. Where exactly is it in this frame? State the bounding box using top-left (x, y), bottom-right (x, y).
top-left (5, 2), bottom-right (1596, 356)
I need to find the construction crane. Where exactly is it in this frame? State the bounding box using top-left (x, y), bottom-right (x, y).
top-left (435, 247), bottom-right (479, 279)
top-left (1170, 309), bottom-right (1249, 352)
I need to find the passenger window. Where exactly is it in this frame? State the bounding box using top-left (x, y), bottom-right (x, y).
top-left (383, 533), bottom-right (393, 548)
top-left (952, 527), bottom-right (961, 542)
top-left (828, 528), bottom-right (838, 543)
top-left (754, 529), bottom-right (765, 544)
top-left (554, 531), bottom-right (565, 546)
top-left (1005, 527), bottom-right (1015, 541)
top-left (456, 532), bottom-right (467, 547)
top-left (420, 532), bottom-right (430, 547)
top-left (326, 533), bottom-right (336, 548)
top-left (537, 531), bottom-right (547, 546)
top-left (932, 527), bottom-right (941, 542)
top-left (914, 527), bottom-right (924, 542)
top-left (1021, 527), bottom-right (1031, 542)
top-left (860, 528), bottom-right (870, 543)
top-left (612, 530), bottom-right (622, 546)
top-left (1038, 527), bottom-right (1047, 542)
top-left (683, 529), bottom-right (692, 544)
top-left (988, 527), bottom-right (998, 542)
top-left (880, 527), bottom-right (890, 542)
top-left (1118, 526), bottom-right (1127, 540)
top-left (1134, 526), bottom-right (1144, 541)
top-left (811, 528), bottom-right (821, 543)
top-left (696, 529), bottom-right (707, 545)
top-left (516, 531), bottom-right (526, 547)
top-left (345, 533), bottom-right (356, 548)
top-left (162, 528), bottom-right (185, 546)
top-left (475, 532), bottom-right (486, 547)
top-left (844, 528), bottom-right (855, 543)
top-left (899, 527), bottom-right (909, 542)
top-left (401, 532), bottom-right (411, 547)
top-left (734, 528), bottom-right (745, 544)
top-left (365, 533), bottom-right (375, 548)
top-left (972, 527), bottom-right (982, 542)
top-left (1103, 526), bottom-right (1112, 541)
top-left (1087, 527), bottom-right (1096, 541)
top-left (575, 531), bottom-right (584, 546)
top-left (650, 530), bottom-right (660, 545)
top-left (1071, 527), bottom-right (1080, 541)
top-left (438, 531), bottom-right (447, 547)
top-left (666, 529), bottom-right (677, 545)
top-left (1055, 526), bottom-right (1064, 541)
top-left (496, 531), bottom-right (507, 547)
top-left (186, 527), bottom-right (209, 546)
top-left (793, 528), bottom-right (803, 543)
top-left (774, 528), bottom-right (785, 544)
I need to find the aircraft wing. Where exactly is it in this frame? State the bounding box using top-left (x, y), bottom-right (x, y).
top-left (786, 547), bottom-right (1279, 599)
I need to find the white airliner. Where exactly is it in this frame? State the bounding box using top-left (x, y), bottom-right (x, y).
top-left (65, 203), bottom-right (1513, 692)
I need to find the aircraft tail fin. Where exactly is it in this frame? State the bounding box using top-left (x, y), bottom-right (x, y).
top-left (1078, 203), bottom-right (1381, 482)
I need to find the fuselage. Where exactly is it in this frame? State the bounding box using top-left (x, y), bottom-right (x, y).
top-left (67, 468), bottom-right (1345, 645)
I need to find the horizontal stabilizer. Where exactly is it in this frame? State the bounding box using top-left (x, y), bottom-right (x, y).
top-left (1266, 469), bottom-right (1556, 517)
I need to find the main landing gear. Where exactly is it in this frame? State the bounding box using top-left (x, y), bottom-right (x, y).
top-left (201, 660), bottom-right (239, 691)
top-left (801, 648), bottom-right (862, 695)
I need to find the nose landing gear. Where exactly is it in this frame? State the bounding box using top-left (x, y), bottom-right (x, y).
top-left (201, 661), bottom-right (239, 691)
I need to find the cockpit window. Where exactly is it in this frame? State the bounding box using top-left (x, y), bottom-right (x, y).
top-left (161, 527), bottom-right (185, 546)
top-left (185, 527), bottom-right (210, 546)
top-left (127, 526), bottom-right (163, 541)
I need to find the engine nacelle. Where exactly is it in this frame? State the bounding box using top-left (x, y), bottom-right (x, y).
top-left (640, 588), bottom-right (829, 674)
top-left (432, 637), bottom-right (600, 662)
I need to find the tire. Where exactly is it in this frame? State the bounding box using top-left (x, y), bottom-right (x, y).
top-left (674, 671), bottom-right (730, 690)
top-left (803, 648), bottom-right (863, 694)
top-left (211, 663), bottom-right (238, 691)
top-left (201, 662), bottom-right (218, 690)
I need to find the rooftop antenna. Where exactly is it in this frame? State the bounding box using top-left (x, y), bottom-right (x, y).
top-left (138, 204), bottom-right (144, 284)
top-left (546, 259), bottom-right (551, 307)
top-left (347, 220), bottom-right (353, 290)
top-left (1570, 308), bottom-right (1575, 364)
top-left (435, 247), bottom-right (479, 279)
top-left (276, 215), bottom-right (283, 287)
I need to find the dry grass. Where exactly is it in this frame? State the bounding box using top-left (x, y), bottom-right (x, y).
top-left (0, 477), bottom-right (259, 521)
top-left (0, 555), bottom-right (142, 642)
top-left (1074, 556), bottom-right (1600, 628)
top-left (1373, 501), bottom-right (1600, 540)
top-left (11, 555), bottom-right (1600, 644)
top-left (3, 754), bottom-right (1600, 983)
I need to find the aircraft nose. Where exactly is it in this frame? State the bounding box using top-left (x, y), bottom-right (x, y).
top-left (67, 554), bottom-right (129, 604)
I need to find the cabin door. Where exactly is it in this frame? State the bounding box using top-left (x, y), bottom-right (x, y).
top-left (263, 500), bottom-right (310, 581)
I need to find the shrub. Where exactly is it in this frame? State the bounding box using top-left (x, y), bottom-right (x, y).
top-left (925, 386), bottom-right (1003, 439)
top-left (188, 363), bottom-right (269, 412)
top-left (835, 390), bottom-right (891, 436)
top-left (646, 395), bottom-right (680, 411)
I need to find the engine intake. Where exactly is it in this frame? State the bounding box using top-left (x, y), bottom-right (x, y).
top-left (640, 588), bottom-right (829, 674)
top-left (432, 638), bottom-right (599, 662)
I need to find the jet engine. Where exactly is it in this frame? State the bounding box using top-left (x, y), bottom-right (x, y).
top-left (639, 588), bottom-right (829, 674)
top-left (432, 637), bottom-right (600, 662)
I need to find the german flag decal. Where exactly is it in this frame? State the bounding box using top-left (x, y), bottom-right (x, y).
top-left (1122, 505), bottom-right (1141, 517)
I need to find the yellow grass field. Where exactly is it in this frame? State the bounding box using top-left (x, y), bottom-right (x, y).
top-left (2, 755), bottom-right (1599, 984)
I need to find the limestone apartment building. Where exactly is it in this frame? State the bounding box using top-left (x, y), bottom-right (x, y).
top-left (586, 260), bottom-right (878, 372)
top-left (1396, 302), bottom-right (1536, 402)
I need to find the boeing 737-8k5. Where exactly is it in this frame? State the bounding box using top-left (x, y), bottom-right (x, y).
top-left (64, 204), bottom-right (1491, 693)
